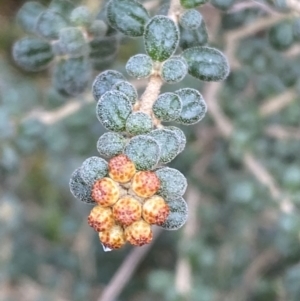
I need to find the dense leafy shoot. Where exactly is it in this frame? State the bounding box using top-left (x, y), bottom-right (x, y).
top-left (160, 57), bottom-right (188, 84)
top-left (126, 54), bottom-right (153, 79)
top-left (97, 132), bottom-right (126, 158)
top-left (126, 112), bottom-right (153, 135)
top-left (112, 81), bottom-right (137, 105)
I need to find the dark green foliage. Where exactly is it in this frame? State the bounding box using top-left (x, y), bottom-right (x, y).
top-left (182, 46), bottom-right (230, 81)
top-left (179, 21), bottom-right (208, 49)
top-left (124, 135), bottom-right (160, 170)
top-left (160, 57), bottom-right (188, 84)
top-left (148, 129), bottom-right (181, 163)
top-left (16, 1), bottom-right (46, 34)
top-left (97, 132), bottom-right (126, 158)
top-left (210, 0), bottom-right (235, 10)
top-left (268, 20), bottom-right (294, 51)
top-left (180, 0), bottom-right (209, 9)
top-left (112, 81), bottom-right (137, 105)
top-left (106, 0), bottom-right (150, 37)
top-left (96, 90), bottom-right (132, 131)
top-left (144, 16), bottom-right (179, 62)
top-left (152, 92), bottom-right (182, 121)
top-left (70, 6), bottom-right (92, 27)
top-left (179, 9), bottom-right (202, 30)
top-left (125, 112), bottom-right (153, 135)
top-left (126, 54), bottom-right (153, 79)
top-left (35, 10), bottom-right (69, 40)
top-left (80, 156), bottom-right (108, 185)
top-left (92, 70), bottom-right (125, 101)
top-left (53, 57), bottom-right (91, 96)
top-left (175, 88), bottom-right (207, 125)
top-left (13, 37), bottom-right (54, 71)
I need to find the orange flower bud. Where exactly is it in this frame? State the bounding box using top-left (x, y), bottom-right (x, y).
top-left (108, 154), bottom-right (136, 183)
top-left (91, 177), bottom-right (119, 207)
top-left (142, 196), bottom-right (169, 225)
top-left (87, 205), bottom-right (115, 232)
top-left (131, 171), bottom-right (160, 198)
top-left (99, 224), bottom-right (126, 249)
top-left (125, 220), bottom-right (153, 246)
top-left (113, 196), bottom-right (142, 226)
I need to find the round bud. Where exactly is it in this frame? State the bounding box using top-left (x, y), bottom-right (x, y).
top-left (113, 196), bottom-right (142, 226)
top-left (142, 196), bottom-right (169, 225)
top-left (108, 154), bottom-right (136, 183)
top-left (99, 224), bottom-right (126, 249)
top-left (70, 6), bottom-right (92, 27)
top-left (87, 205), bottom-right (115, 232)
top-left (179, 9), bottom-right (202, 30)
top-left (125, 112), bottom-right (153, 135)
top-left (112, 81), bottom-right (138, 105)
top-left (126, 54), bottom-right (153, 79)
top-left (131, 171), bottom-right (160, 198)
top-left (97, 132), bottom-right (126, 158)
top-left (155, 167), bottom-right (187, 200)
top-left (124, 135), bottom-right (160, 170)
top-left (160, 197), bottom-right (188, 230)
top-left (125, 220), bottom-right (153, 246)
top-left (69, 168), bottom-right (95, 204)
top-left (91, 177), bottom-right (120, 207)
top-left (80, 156), bottom-right (108, 186)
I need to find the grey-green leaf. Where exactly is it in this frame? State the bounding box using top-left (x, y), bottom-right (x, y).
top-left (165, 126), bottom-right (186, 153)
top-left (160, 57), bottom-right (188, 84)
top-left (179, 9), bottom-right (202, 30)
top-left (112, 81), bottom-right (138, 105)
top-left (106, 0), bottom-right (150, 37)
top-left (180, 0), bottom-right (208, 9)
top-left (126, 112), bottom-right (153, 135)
top-left (182, 46), bottom-right (229, 81)
top-left (126, 54), bottom-right (153, 79)
top-left (97, 132), bottom-right (127, 158)
top-left (70, 6), bottom-right (92, 27)
top-left (96, 90), bottom-right (132, 132)
top-left (144, 15), bottom-right (179, 62)
top-left (124, 135), bottom-right (160, 170)
top-left (92, 70), bottom-right (125, 101)
top-left (175, 88), bottom-right (207, 125)
top-left (153, 92), bottom-right (182, 122)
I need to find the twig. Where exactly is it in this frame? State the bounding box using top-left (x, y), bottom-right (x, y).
top-left (286, 0), bottom-right (300, 13)
top-left (97, 227), bottom-right (162, 301)
top-left (265, 125), bottom-right (300, 140)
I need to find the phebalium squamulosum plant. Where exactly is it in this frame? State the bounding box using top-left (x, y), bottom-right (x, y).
top-left (69, 0), bottom-right (229, 251)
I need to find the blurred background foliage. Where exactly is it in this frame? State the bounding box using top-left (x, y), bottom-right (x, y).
top-left (1, 0), bottom-right (300, 300)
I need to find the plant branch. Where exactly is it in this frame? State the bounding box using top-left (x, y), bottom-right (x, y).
top-left (265, 125), bottom-right (300, 140)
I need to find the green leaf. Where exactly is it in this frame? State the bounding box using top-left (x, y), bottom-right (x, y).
top-left (144, 15), bottom-right (179, 62)
top-left (160, 57), bottom-right (188, 84)
top-left (268, 21), bottom-right (294, 51)
top-left (182, 46), bottom-right (229, 81)
top-left (97, 132), bottom-right (127, 158)
top-left (180, 0), bottom-right (208, 9)
top-left (148, 129), bottom-right (181, 164)
top-left (124, 135), bottom-right (160, 170)
top-left (152, 92), bottom-right (182, 122)
top-left (58, 27), bottom-right (88, 57)
top-left (126, 112), bottom-right (153, 135)
top-left (35, 10), bottom-right (69, 40)
top-left (12, 37), bottom-right (54, 71)
top-left (126, 54), bottom-right (153, 79)
top-left (92, 70), bottom-right (125, 101)
top-left (80, 157), bottom-right (108, 186)
top-left (179, 9), bottom-right (202, 30)
top-left (175, 88), bottom-right (207, 125)
top-left (96, 90), bottom-right (132, 132)
top-left (112, 81), bottom-right (138, 105)
top-left (160, 197), bottom-right (188, 230)
top-left (53, 57), bottom-right (91, 96)
top-left (16, 1), bottom-right (46, 34)
top-left (155, 167), bottom-right (187, 199)
top-left (106, 0), bottom-right (150, 37)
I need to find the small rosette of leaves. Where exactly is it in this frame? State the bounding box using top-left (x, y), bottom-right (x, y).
top-left (69, 168), bottom-right (95, 204)
top-left (155, 167), bottom-right (187, 200)
top-left (112, 81), bottom-right (138, 105)
top-left (148, 129), bottom-right (181, 164)
top-left (126, 54), bottom-right (153, 79)
top-left (160, 197), bottom-right (188, 230)
top-left (144, 15), bottom-right (179, 62)
top-left (124, 135), bottom-right (160, 170)
top-left (13, 37), bottom-right (54, 71)
top-left (97, 132), bottom-right (126, 158)
top-left (80, 156), bottom-right (108, 186)
top-left (160, 57), bottom-right (188, 84)
top-left (92, 70), bottom-right (125, 101)
top-left (175, 88), bottom-right (207, 125)
top-left (182, 46), bottom-right (229, 81)
top-left (106, 0), bottom-right (150, 37)
top-left (180, 0), bottom-right (208, 9)
top-left (53, 57), bottom-right (91, 96)
top-left (126, 112), bottom-right (153, 135)
top-left (152, 92), bottom-right (182, 122)
top-left (96, 90), bottom-right (133, 132)
top-left (16, 1), bottom-right (46, 34)
top-left (179, 9), bottom-right (202, 30)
